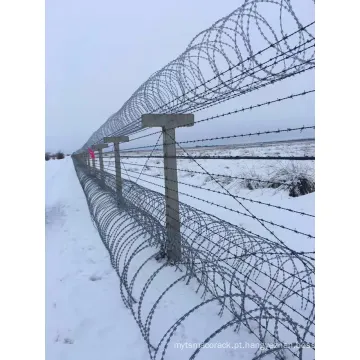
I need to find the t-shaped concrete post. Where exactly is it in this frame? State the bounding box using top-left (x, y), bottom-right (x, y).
top-left (86, 151), bottom-right (90, 167)
top-left (104, 136), bottom-right (129, 198)
top-left (141, 114), bottom-right (194, 262)
top-left (92, 144), bottom-right (108, 183)
top-left (91, 157), bottom-right (95, 169)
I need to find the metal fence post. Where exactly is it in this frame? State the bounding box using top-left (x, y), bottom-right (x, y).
top-left (104, 136), bottom-right (129, 198)
top-left (141, 114), bottom-right (194, 262)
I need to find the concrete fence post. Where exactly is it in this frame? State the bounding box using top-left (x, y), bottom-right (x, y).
top-left (141, 114), bottom-right (194, 262)
top-left (92, 144), bottom-right (108, 183)
top-left (104, 136), bottom-right (129, 198)
top-left (91, 150), bottom-right (95, 170)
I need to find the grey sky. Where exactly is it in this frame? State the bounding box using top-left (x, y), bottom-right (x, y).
top-left (46, 0), bottom-right (314, 153)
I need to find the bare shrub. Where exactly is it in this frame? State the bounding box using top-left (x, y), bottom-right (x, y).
top-left (268, 162), bottom-right (315, 197)
top-left (232, 168), bottom-right (266, 191)
top-left (227, 162), bottom-right (314, 197)
top-left (56, 151), bottom-right (65, 160)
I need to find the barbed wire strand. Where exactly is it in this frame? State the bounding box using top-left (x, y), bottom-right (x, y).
top-left (121, 124), bottom-right (315, 152)
top-left (79, 22), bottom-right (314, 149)
top-left (162, 129), bottom-right (314, 264)
top-left (112, 164), bottom-right (314, 217)
top-left (118, 167), bottom-right (314, 238)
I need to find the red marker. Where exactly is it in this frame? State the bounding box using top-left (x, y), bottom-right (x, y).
top-left (88, 148), bottom-right (95, 159)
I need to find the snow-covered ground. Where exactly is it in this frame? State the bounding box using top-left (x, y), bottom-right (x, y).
top-left (45, 158), bottom-right (271, 360)
top-left (45, 157), bottom-right (149, 360)
top-left (102, 140), bottom-right (315, 252)
top-left (46, 140), bottom-right (315, 360)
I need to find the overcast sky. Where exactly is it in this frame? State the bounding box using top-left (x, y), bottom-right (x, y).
top-left (46, 0), bottom-right (314, 154)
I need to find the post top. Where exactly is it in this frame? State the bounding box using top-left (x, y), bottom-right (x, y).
top-left (103, 136), bottom-right (129, 143)
top-left (141, 114), bottom-right (194, 129)
top-left (91, 144), bottom-right (108, 150)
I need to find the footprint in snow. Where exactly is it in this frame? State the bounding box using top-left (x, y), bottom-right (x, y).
top-left (63, 338), bottom-right (74, 344)
top-left (89, 274), bottom-right (102, 281)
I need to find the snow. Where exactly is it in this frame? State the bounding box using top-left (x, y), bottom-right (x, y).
top-left (103, 140), bottom-right (315, 252)
top-left (46, 158), bottom-right (262, 360)
top-left (46, 140), bottom-right (315, 360)
top-left (46, 157), bottom-right (148, 360)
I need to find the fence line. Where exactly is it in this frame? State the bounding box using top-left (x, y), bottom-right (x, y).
top-left (74, 1), bottom-right (314, 150)
top-left (73, 158), bottom-right (314, 360)
top-left (72, 1), bottom-right (315, 359)
top-left (120, 123), bottom-right (315, 152)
